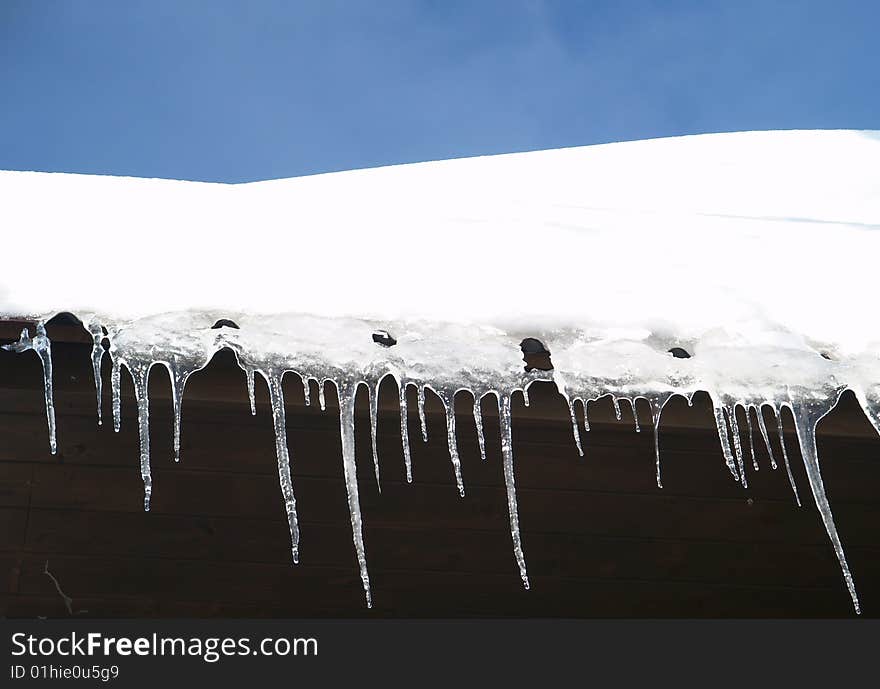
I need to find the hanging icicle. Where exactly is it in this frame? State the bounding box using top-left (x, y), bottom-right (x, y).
top-left (499, 394), bottom-right (530, 591)
top-left (417, 385), bottom-right (428, 442)
top-left (88, 322), bottom-right (104, 426)
top-left (776, 408), bottom-right (802, 507)
top-left (368, 381), bottom-right (381, 492)
top-left (127, 360), bottom-right (153, 511)
top-left (337, 380), bottom-right (372, 608)
top-left (789, 399), bottom-right (859, 614)
top-left (398, 379), bottom-right (413, 483)
top-left (264, 369), bottom-right (301, 565)
top-left (2, 322), bottom-right (56, 454)
top-left (439, 391), bottom-right (465, 497)
top-left (568, 398), bottom-right (584, 457)
top-left (473, 393), bottom-right (487, 462)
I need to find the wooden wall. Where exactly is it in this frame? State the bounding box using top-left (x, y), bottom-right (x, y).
top-left (1, 321), bottom-right (879, 617)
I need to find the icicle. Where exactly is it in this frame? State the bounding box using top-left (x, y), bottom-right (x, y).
top-left (791, 403), bottom-right (859, 614)
top-left (338, 382), bottom-right (372, 608)
top-left (727, 405), bottom-right (748, 489)
top-left (368, 383), bottom-right (381, 493)
top-left (318, 380), bottom-right (326, 411)
top-left (88, 323), bottom-right (104, 426)
top-left (755, 404), bottom-right (777, 470)
top-left (2, 323), bottom-right (57, 454)
top-left (651, 399), bottom-right (664, 489)
top-left (246, 368), bottom-right (256, 415)
top-left (746, 407), bottom-right (758, 471)
top-left (128, 361), bottom-right (152, 511)
top-left (398, 381), bottom-right (412, 483)
top-left (441, 392), bottom-right (465, 497)
top-left (612, 396), bottom-right (622, 421)
top-left (632, 398), bottom-right (641, 433)
top-left (417, 385), bottom-right (428, 442)
top-left (776, 409), bottom-right (802, 507)
top-left (110, 351), bottom-right (122, 433)
top-left (522, 386), bottom-right (530, 407)
top-left (582, 399), bottom-right (590, 431)
top-left (169, 364), bottom-right (190, 464)
top-left (499, 394), bottom-right (529, 590)
top-left (568, 399), bottom-right (584, 457)
top-left (473, 394), bottom-right (487, 462)
top-left (302, 376), bottom-right (311, 406)
top-left (265, 370), bottom-right (301, 564)
top-left (713, 403), bottom-right (739, 481)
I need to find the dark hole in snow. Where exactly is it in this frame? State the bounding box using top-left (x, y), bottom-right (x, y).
top-left (668, 347), bottom-right (691, 359)
top-left (101, 338), bottom-right (110, 351)
top-left (372, 330), bottom-right (397, 347)
top-left (211, 319), bottom-right (240, 330)
top-left (520, 338), bottom-right (553, 372)
top-left (101, 326), bottom-right (108, 336)
top-left (820, 352), bottom-right (833, 360)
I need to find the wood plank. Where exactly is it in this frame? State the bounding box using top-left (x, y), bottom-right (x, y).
top-left (6, 553), bottom-right (853, 618)
top-left (18, 507), bottom-right (880, 593)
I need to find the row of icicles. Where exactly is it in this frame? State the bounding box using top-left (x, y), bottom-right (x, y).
top-left (0, 320), bottom-right (863, 614)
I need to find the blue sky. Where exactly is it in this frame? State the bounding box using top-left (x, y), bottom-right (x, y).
top-left (1, 0), bottom-right (877, 182)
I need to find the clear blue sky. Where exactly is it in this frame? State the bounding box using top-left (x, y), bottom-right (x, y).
top-left (1, 0), bottom-right (877, 182)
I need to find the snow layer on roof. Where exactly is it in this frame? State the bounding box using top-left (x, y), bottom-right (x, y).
top-left (2, 129), bottom-right (879, 353)
top-left (1, 129), bottom-right (879, 614)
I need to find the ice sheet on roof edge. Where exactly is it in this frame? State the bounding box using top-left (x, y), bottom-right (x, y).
top-left (2, 129), bottom-right (880, 613)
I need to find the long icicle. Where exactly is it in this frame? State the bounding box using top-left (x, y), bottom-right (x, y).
top-left (473, 393), bottom-right (487, 461)
top-left (568, 399), bottom-right (584, 457)
top-left (128, 361), bottom-right (152, 511)
top-left (246, 367), bottom-right (256, 415)
top-left (88, 323), bottom-right (104, 426)
top-left (110, 349), bottom-right (122, 433)
top-left (301, 376), bottom-right (311, 406)
top-left (169, 364), bottom-right (190, 464)
top-left (791, 403), bottom-right (859, 614)
top-left (338, 382), bottom-right (372, 608)
top-left (776, 408), bottom-right (802, 507)
top-left (2, 323), bottom-right (57, 454)
top-left (755, 404), bottom-right (777, 470)
top-left (441, 392), bottom-right (465, 497)
top-left (499, 394), bottom-right (529, 590)
top-left (265, 370), bottom-right (301, 564)
top-left (652, 399), bottom-right (664, 489)
top-left (727, 405), bottom-right (748, 488)
top-left (399, 380), bottom-right (412, 483)
top-left (746, 406), bottom-right (758, 471)
top-left (417, 385), bottom-right (428, 442)
top-left (713, 403), bottom-right (739, 481)
top-left (368, 382), bottom-right (381, 493)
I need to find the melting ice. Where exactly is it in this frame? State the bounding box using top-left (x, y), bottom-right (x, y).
top-left (2, 129), bottom-right (880, 614)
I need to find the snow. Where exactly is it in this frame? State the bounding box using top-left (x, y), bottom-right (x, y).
top-left (1, 129), bottom-right (879, 614)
